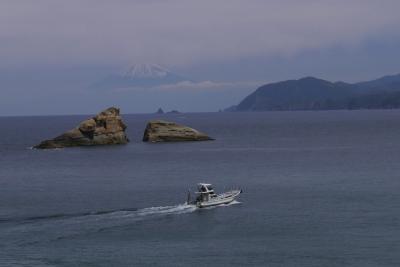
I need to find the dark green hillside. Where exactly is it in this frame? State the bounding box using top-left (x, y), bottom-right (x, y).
top-left (234, 74), bottom-right (400, 111)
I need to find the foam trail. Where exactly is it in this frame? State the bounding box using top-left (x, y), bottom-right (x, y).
top-left (1, 203), bottom-right (198, 245)
top-left (134, 204), bottom-right (197, 217)
top-left (3, 202), bottom-right (242, 246)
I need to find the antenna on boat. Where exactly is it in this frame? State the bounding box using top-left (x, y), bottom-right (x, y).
top-left (186, 190), bottom-right (191, 204)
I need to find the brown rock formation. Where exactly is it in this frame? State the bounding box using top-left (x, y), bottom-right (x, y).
top-left (143, 120), bottom-right (213, 142)
top-left (34, 107), bottom-right (129, 149)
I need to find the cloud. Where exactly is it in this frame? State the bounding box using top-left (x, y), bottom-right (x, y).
top-left (111, 80), bottom-right (262, 93)
top-left (1, 0), bottom-right (400, 68)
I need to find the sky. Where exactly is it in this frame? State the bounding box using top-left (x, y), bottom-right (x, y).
top-left (1, 0), bottom-right (400, 116)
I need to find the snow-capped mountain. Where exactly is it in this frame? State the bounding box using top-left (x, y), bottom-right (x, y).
top-left (91, 64), bottom-right (188, 90)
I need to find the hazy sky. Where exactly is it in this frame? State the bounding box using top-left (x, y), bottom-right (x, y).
top-left (1, 0), bottom-right (400, 115)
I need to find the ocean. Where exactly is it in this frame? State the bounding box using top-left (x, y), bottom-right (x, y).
top-left (0, 110), bottom-right (400, 266)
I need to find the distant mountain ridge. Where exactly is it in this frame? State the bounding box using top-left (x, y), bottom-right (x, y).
top-left (232, 74), bottom-right (400, 111)
top-left (91, 63), bottom-right (187, 90)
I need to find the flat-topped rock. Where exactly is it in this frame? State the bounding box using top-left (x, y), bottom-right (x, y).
top-left (34, 107), bottom-right (129, 149)
top-left (143, 120), bottom-right (213, 142)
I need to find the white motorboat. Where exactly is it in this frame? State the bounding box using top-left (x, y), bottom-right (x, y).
top-left (187, 183), bottom-right (242, 208)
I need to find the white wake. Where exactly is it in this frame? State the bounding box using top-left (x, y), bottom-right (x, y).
top-left (5, 202), bottom-right (241, 245)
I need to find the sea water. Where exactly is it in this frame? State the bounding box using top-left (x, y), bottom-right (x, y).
top-left (0, 111), bottom-right (400, 266)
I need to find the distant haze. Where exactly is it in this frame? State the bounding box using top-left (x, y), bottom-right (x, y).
top-left (1, 0), bottom-right (400, 115)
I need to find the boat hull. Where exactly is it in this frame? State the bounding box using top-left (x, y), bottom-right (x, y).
top-left (196, 189), bottom-right (241, 208)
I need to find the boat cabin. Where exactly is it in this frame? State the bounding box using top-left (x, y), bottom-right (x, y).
top-left (196, 183), bottom-right (217, 202)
